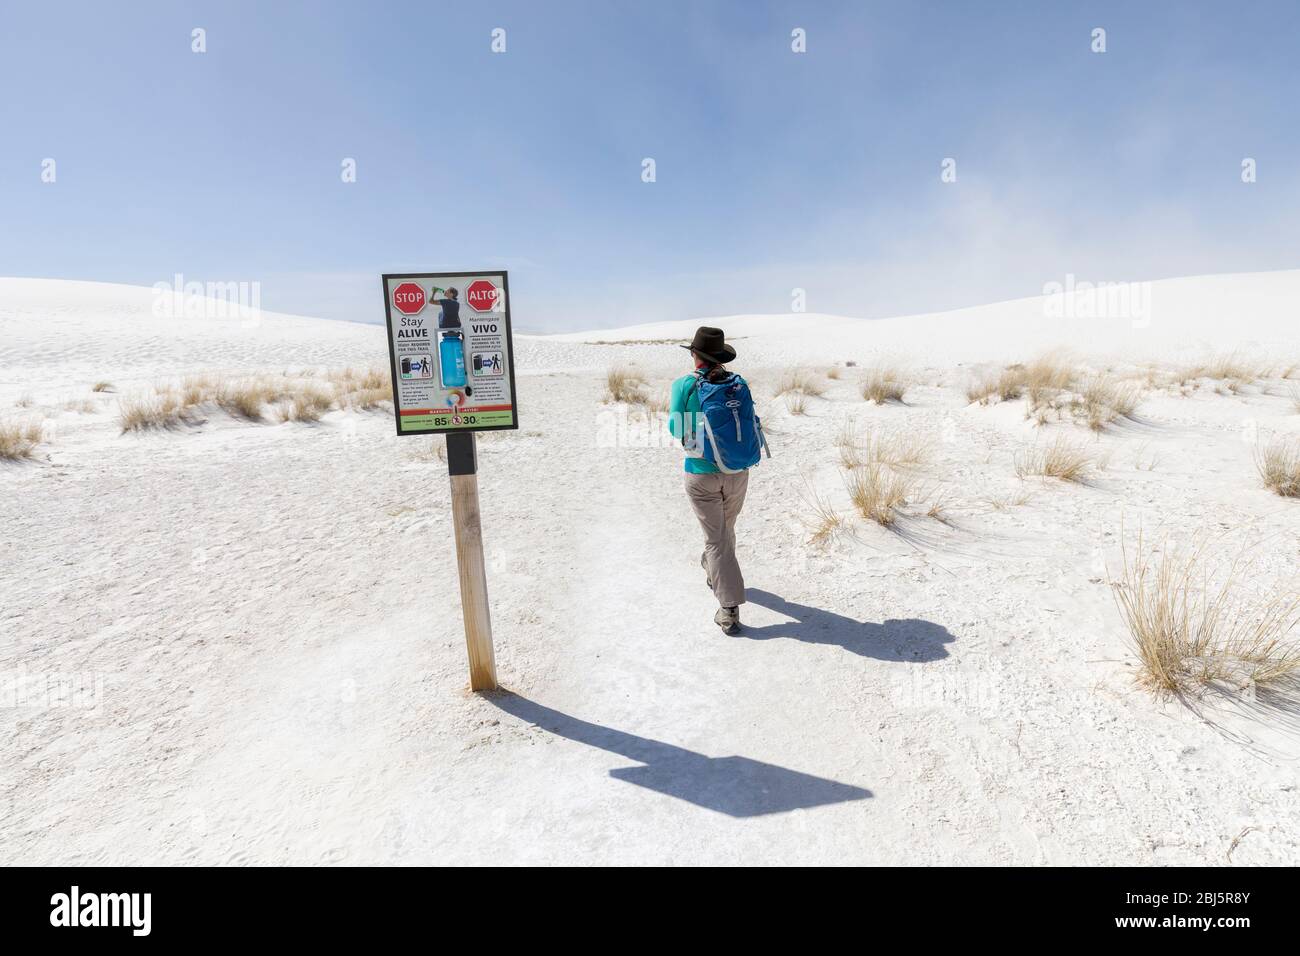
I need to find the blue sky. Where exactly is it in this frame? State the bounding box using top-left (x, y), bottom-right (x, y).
top-left (2, 1), bottom-right (1297, 330)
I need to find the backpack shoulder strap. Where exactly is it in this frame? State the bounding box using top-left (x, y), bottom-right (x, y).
top-left (680, 371), bottom-right (704, 448)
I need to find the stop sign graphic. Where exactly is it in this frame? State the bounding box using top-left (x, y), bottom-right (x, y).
top-left (465, 280), bottom-right (501, 313)
top-left (392, 282), bottom-right (426, 316)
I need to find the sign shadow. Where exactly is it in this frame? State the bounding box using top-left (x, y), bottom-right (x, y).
top-left (488, 692), bottom-right (872, 818)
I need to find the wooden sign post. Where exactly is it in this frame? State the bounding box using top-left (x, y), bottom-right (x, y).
top-left (446, 432), bottom-right (497, 691)
top-left (381, 271), bottom-right (517, 693)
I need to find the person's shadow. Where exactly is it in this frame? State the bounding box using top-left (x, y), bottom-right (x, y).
top-left (488, 692), bottom-right (872, 817)
top-left (740, 589), bottom-right (955, 662)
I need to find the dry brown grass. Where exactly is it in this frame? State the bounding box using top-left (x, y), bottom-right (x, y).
top-left (969, 367), bottom-right (1027, 404)
top-left (178, 374), bottom-right (218, 407)
top-left (966, 373), bottom-right (998, 405)
top-left (1111, 530), bottom-right (1300, 695)
top-left (785, 391), bottom-right (809, 415)
top-left (642, 386), bottom-right (670, 415)
top-left (775, 367), bottom-right (826, 398)
top-left (325, 365), bottom-right (390, 392)
top-left (216, 379), bottom-right (275, 421)
top-left (118, 390), bottom-right (197, 432)
top-left (800, 482), bottom-right (847, 547)
top-left (866, 428), bottom-right (930, 468)
top-left (925, 489), bottom-right (952, 524)
top-left (115, 366), bottom-right (395, 432)
top-left (970, 354), bottom-right (1077, 406)
top-left (1255, 438), bottom-right (1300, 498)
top-left (984, 489), bottom-right (1032, 512)
top-left (339, 386), bottom-right (390, 411)
top-left (1015, 436), bottom-right (1092, 482)
top-left (604, 365), bottom-right (650, 404)
top-left (844, 463), bottom-right (913, 526)
top-left (91, 381), bottom-right (114, 393)
top-left (0, 417), bottom-right (44, 460)
top-left (1179, 353), bottom-right (1266, 386)
top-left (837, 421), bottom-right (929, 469)
top-left (861, 366), bottom-right (907, 404)
top-left (1077, 375), bottom-right (1142, 431)
top-left (835, 418), bottom-right (863, 468)
top-left (62, 398), bottom-right (98, 414)
top-left (1132, 442), bottom-right (1159, 471)
top-left (276, 385), bottom-right (334, 423)
top-left (981, 364), bottom-right (1145, 432)
top-left (826, 366), bottom-right (842, 380)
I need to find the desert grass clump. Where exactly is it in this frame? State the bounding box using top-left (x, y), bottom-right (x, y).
top-left (1077, 375), bottom-right (1142, 431)
top-left (326, 365), bottom-right (391, 393)
top-left (118, 390), bottom-right (195, 432)
top-left (91, 381), bottom-right (114, 393)
top-left (340, 386), bottom-right (391, 411)
top-left (1111, 530), bottom-right (1300, 695)
top-left (1255, 438), bottom-right (1300, 498)
top-left (1022, 354), bottom-right (1076, 392)
top-left (984, 488), bottom-right (1032, 512)
top-left (968, 366), bottom-right (1032, 405)
top-left (276, 385), bottom-right (335, 423)
top-left (860, 366), bottom-right (907, 405)
top-left (604, 365), bottom-right (649, 405)
top-left (1181, 353), bottom-right (1265, 386)
top-left (331, 365), bottom-right (392, 410)
top-left (178, 373), bottom-right (219, 407)
top-left (864, 428), bottom-right (930, 468)
top-left (799, 482), bottom-right (847, 547)
top-left (774, 367), bottom-right (826, 398)
top-left (639, 386), bottom-right (670, 416)
top-left (925, 489), bottom-right (953, 524)
top-left (970, 354), bottom-right (1078, 407)
top-left (785, 391), bottom-right (809, 416)
top-left (844, 463), bottom-right (913, 526)
top-left (62, 398), bottom-right (98, 414)
top-left (1014, 436), bottom-right (1092, 482)
top-left (216, 379), bottom-right (275, 421)
top-left (966, 374), bottom-right (1001, 405)
top-left (0, 417), bottom-right (44, 460)
top-left (826, 366), bottom-right (842, 380)
top-left (835, 417), bottom-right (863, 468)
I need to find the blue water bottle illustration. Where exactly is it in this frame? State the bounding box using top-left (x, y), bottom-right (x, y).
top-left (440, 330), bottom-right (467, 388)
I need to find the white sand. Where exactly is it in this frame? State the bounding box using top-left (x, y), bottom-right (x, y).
top-left (2, 272), bottom-right (1299, 865)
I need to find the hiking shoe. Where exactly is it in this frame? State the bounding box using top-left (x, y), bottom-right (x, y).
top-left (714, 605), bottom-right (740, 634)
top-left (701, 552), bottom-right (713, 591)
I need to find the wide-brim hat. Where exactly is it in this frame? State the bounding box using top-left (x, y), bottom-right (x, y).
top-left (680, 326), bottom-right (736, 364)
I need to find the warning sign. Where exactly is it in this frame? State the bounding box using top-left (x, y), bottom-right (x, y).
top-left (381, 271), bottom-right (519, 435)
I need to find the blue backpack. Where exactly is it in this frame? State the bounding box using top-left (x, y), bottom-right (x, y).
top-left (685, 369), bottom-right (771, 473)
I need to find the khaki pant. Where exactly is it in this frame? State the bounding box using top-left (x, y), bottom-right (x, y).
top-left (685, 470), bottom-right (750, 607)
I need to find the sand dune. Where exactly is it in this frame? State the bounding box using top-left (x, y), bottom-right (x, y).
top-left (2, 273), bottom-right (1299, 865)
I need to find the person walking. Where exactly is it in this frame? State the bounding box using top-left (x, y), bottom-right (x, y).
top-left (668, 326), bottom-right (766, 634)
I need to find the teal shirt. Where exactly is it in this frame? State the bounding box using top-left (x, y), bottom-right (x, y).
top-left (668, 372), bottom-right (719, 474)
